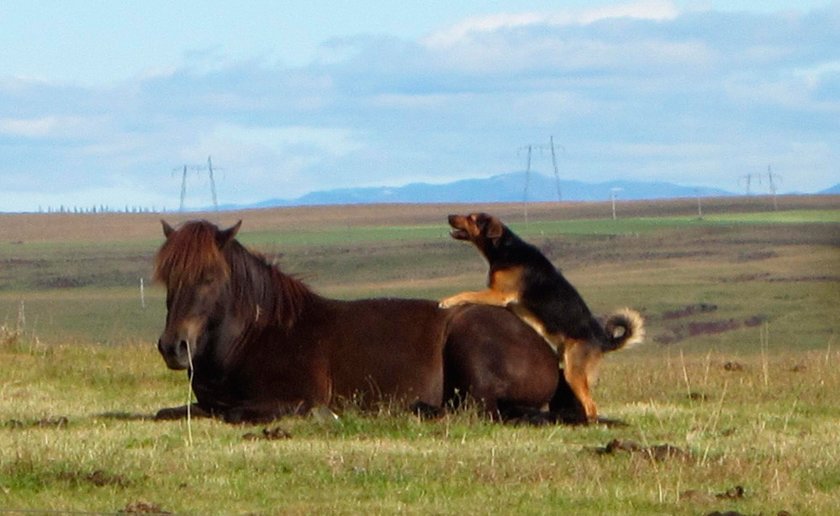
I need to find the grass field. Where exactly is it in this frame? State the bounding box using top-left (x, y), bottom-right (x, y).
top-left (0, 196), bottom-right (838, 514)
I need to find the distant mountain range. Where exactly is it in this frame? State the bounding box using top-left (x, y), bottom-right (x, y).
top-left (226, 172), bottom-right (838, 209)
top-left (820, 183), bottom-right (840, 195)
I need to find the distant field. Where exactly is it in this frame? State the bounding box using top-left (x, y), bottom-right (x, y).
top-left (1, 196), bottom-right (836, 349)
top-left (0, 196), bottom-right (838, 513)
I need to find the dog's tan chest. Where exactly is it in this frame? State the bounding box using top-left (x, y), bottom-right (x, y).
top-left (489, 266), bottom-right (525, 294)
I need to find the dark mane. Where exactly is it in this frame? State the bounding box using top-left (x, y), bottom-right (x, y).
top-left (224, 239), bottom-right (314, 330)
top-left (154, 220), bottom-right (313, 330)
top-left (153, 220), bottom-right (228, 287)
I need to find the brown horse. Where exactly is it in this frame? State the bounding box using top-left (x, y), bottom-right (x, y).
top-left (153, 219), bottom-right (582, 423)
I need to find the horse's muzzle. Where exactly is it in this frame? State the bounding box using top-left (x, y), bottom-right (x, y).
top-left (157, 337), bottom-right (191, 370)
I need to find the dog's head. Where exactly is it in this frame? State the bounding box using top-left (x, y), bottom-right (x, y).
top-left (447, 213), bottom-right (505, 247)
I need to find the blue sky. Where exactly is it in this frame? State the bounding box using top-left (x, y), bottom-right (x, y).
top-left (1, 0), bottom-right (838, 211)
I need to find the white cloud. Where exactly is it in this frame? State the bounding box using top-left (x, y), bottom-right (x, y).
top-left (0, 117), bottom-right (58, 137)
top-left (423, 0), bottom-right (679, 48)
top-left (210, 124), bottom-right (363, 157)
top-left (0, 116), bottom-right (107, 139)
top-left (2, 1), bottom-right (839, 212)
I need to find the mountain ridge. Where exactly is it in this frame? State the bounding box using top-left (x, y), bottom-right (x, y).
top-left (218, 172), bottom-right (838, 210)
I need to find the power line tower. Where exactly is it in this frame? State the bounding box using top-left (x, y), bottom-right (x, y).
top-left (518, 136), bottom-right (565, 221)
top-left (520, 144), bottom-right (533, 223)
top-left (172, 156), bottom-right (221, 211)
top-left (549, 135), bottom-right (562, 201)
top-left (739, 173), bottom-right (759, 196)
top-left (766, 164), bottom-right (782, 211)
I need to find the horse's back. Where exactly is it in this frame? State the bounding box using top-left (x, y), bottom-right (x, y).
top-left (444, 304), bottom-right (560, 415)
top-left (313, 297), bottom-right (448, 407)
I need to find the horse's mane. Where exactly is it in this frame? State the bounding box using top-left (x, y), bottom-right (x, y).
top-left (154, 221), bottom-right (228, 287)
top-left (154, 220), bottom-right (313, 330)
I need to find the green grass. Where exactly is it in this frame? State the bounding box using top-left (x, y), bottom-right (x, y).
top-left (236, 209), bottom-right (840, 248)
top-left (2, 209), bottom-right (838, 347)
top-left (1, 338), bottom-right (838, 514)
top-left (0, 202), bottom-right (838, 513)
top-left (707, 209), bottom-right (840, 224)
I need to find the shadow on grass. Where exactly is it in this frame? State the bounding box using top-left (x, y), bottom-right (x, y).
top-left (96, 411), bottom-right (157, 421)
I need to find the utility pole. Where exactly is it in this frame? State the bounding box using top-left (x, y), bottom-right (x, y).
top-left (610, 187), bottom-right (622, 220)
top-left (695, 188), bottom-right (703, 219)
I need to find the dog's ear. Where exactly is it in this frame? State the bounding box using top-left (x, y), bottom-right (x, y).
top-left (486, 217), bottom-right (504, 244)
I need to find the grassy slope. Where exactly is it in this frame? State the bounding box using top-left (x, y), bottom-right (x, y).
top-left (0, 197), bottom-right (838, 513)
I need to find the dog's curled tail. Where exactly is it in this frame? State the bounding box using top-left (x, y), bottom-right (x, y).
top-left (603, 308), bottom-right (645, 352)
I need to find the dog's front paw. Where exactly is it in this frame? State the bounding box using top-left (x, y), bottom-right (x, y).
top-left (438, 297), bottom-right (461, 309)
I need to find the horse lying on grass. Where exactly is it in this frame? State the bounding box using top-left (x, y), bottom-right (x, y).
top-left (153, 220), bottom-right (586, 424)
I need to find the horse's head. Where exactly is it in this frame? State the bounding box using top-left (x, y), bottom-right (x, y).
top-left (153, 219), bottom-right (241, 370)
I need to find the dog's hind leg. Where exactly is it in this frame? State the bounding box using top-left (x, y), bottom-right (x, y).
top-left (562, 341), bottom-right (601, 423)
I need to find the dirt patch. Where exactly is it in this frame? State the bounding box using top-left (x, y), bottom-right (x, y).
top-left (723, 361), bottom-right (746, 372)
top-left (594, 438), bottom-right (690, 461)
top-left (728, 272), bottom-right (772, 282)
top-left (120, 501), bottom-right (171, 514)
top-left (769, 275), bottom-right (840, 283)
top-left (35, 275), bottom-right (93, 289)
top-left (662, 303), bottom-right (718, 320)
top-left (735, 249), bottom-right (778, 262)
top-left (243, 426), bottom-right (293, 441)
top-left (680, 485), bottom-right (746, 504)
top-left (57, 469), bottom-right (130, 488)
top-left (655, 314), bottom-right (768, 345)
top-left (687, 320), bottom-right (740, 336)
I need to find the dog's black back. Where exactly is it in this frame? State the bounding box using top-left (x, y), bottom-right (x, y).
top-left (487, 226), bottom-right (610, 346)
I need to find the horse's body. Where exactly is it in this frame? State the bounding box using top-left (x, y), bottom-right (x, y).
top-left (154, 220), bottom-right (576, 423)
top-left (188, 297), bottom-right (450, 421)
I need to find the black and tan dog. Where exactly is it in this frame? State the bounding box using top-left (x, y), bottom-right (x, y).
top-left (439, 212), bottom-right (644, 422)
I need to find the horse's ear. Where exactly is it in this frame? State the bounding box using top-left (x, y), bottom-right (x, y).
top-left (161, 220), bottom-right (175, 238)
top-left (216, 220), bottom-right (242, 248)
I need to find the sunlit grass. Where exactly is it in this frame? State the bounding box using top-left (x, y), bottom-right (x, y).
top-left (1, 339), bottom-right (838, 514)
top-left (0, 201), bottom-right (837, 513)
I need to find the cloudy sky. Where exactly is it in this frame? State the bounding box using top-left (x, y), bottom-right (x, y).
top-left (1, 1), bottom-right (838, 212)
